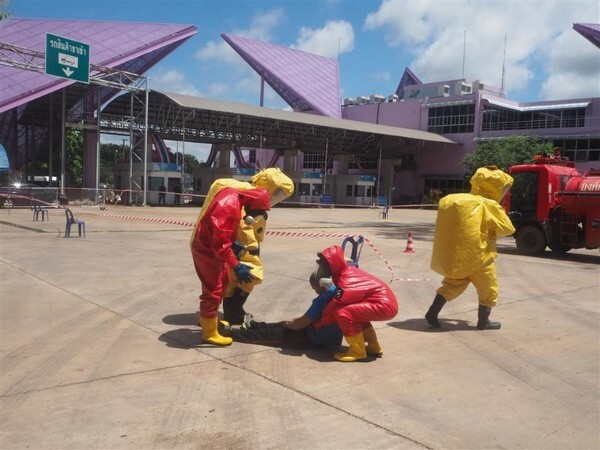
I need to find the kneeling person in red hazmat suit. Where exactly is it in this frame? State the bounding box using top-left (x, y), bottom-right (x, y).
top-left (191, 186), bottom-right (270, 346)
top-left (313, 245), bottom-right (399, 362)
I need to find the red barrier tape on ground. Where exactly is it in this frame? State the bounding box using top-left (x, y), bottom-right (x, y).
top-left (61, 206), bottom-right (429, 284)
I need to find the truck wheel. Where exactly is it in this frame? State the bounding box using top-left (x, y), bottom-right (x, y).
top-left (2, 198), bottom-right (13, 208)
top-left (515, 226), bottom-right (546, 256)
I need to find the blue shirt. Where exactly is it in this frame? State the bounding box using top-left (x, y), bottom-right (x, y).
top-left (304, 285), bottom-right (343, 347)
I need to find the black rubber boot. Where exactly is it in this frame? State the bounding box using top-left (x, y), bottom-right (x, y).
top-left (476, 305), bottom-right (501, 330)
top-left (222, 288), bottom-right (250, 325)
top-left (425, 294), bottom-right (447, 328)
top-left (217, 320), bottom-right (231, 336)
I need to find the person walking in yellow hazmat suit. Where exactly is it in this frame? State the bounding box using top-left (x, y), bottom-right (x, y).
top-left (190, 168), bottom-right (294, 325)
top-left (425, 166), bottom-right (516, 330)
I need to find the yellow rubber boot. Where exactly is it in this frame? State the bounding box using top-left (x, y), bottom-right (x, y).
top-left (200, 317), bottom-right (233, 346)
top-left (362, 326), bottom-right (383, 358)
top-left (335, 332), bottom-right (367, 362)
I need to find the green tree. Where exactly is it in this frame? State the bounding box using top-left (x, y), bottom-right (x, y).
top-left (100, 142), bottom-right (128, 185)
top-left (65, 130), bottom-right (83, 186)
top-left (463, 136), bottom-right (554, 174)
top-left (173, 152), bottom-right (201, 173)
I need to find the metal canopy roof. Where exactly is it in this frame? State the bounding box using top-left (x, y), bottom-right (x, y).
top-left (0, 18), bottom-right (198, 113)
top-left (221, 33), bottom-right (341, 118)
top-left (102, 90), bottom-right (456, 159)
top-left (573, 23), bottom-right (600, 49)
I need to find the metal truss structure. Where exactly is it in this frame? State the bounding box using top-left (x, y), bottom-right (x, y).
top-left (102, 91), bottom-right (455, 160)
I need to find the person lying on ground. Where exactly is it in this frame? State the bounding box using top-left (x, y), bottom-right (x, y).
top-left (221, 272), bottom-right (343, 349)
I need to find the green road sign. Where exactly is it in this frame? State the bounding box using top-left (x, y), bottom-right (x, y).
top-left (45, 33), bottom-right (90, 84)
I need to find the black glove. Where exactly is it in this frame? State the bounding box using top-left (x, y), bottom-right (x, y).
top-left (231, 241), bottom-right (248, 259)
top-left (233, 263), bottom-right (254, 284)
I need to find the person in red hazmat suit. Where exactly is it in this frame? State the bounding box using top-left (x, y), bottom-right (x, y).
top-left (312, 245), bottom-right (398, 362)
top-left (191, 186), bottom-right (270, 345)
top-left (190, 168), bottom-right (294, 325)
top-left (425, 166), bottom-right (515, 330)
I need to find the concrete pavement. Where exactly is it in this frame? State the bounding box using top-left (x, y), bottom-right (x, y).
top-left (1, 204), bottom-right (598, 449)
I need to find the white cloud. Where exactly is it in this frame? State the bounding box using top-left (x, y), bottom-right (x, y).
top-left (166, 141), bottom-right (212, 163)
top-left (292, 20), bottom-right (355, 58)
top-left (363, 0), bottom-right (600, 101)
top-left (195, 8), bottom-right (284, 66)
top-left (149, 68), bottom-right (201, 96)
top-left (540, 29), bottom-right (600, 100)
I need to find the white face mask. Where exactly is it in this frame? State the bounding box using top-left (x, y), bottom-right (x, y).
top-left (243, 215), bottom-right (257, 225)
top-left (319, 278), bottom-right (333, 288)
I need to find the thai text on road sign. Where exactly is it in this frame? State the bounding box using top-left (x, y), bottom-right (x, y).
top-left (45, 33), bottom-right (90, 83)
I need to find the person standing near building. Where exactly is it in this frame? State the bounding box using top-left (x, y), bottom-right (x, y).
top-left (191, 186), bottom-right (270, 346)
top-left (425, 166), bottom-right (515, 330)
top-left (158, 182), bottom-right (166, 205)
top-left (174, 183), bottom-right (182, 205)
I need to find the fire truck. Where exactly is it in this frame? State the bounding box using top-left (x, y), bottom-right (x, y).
top-left (505, 153), bottom-right (600, 256)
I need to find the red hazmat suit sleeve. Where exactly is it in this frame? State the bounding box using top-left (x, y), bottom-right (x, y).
top-left (204, 189), bottom-right (244, 269)
top-left (202, 187), bottom-right (270, 269)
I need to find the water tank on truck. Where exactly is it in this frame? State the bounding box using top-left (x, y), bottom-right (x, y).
top-left (556, 170), bottom-right (600, 251)
top-left (506, 153), bottom-right (599, 256)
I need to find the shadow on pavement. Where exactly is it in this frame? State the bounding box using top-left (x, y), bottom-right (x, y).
top-left (389, 318), bottom-right (473, 332)
top-left (162, 312), bottom-right (198, 326)
top-left (158, 328), bottom-right (202, 349)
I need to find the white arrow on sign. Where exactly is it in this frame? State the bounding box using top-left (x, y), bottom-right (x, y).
top-left (62, 67), bottom-right (74, 77)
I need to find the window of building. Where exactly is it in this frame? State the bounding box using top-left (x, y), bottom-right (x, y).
top-left (423, 177), bottom-right (468, 199)
top-left (427, 104), bottom-right (475, 134)
top-left (354, 185), bottom-right (366, 197)
top-left (312, 184), bottom-right (322, 196)
top-left (551, 138), bottom-right (600, 163)
top-left (298, 183), bottom-right (311, 196)
top-left (149, 176), bottom-right (163, 191)
top-left (348, 155), bottom-right (379, 170)
top-left (302, 153), bottom-right (326, 169)
top-left (346, 185), bottom-right (353, 196)
top-left (482, 107), bottom-right (586, 131)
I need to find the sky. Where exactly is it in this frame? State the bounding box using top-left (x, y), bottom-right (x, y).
top-left (6, 0), bottom-right (600, 161)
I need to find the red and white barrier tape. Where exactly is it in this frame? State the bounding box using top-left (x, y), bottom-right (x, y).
top-left (20, 205), bottom-right (427, 284)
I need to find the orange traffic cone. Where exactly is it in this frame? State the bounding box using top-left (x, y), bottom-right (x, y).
top-left (404, 232), bottom-right (415, 253)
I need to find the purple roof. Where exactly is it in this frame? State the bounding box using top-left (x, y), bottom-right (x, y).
top-left (573, 23), bottom-right (600, 49)
top-left (222, 33), bottom-right (341, 118)
top-left (395, 67), bottom-right (422, 99)
top-left (0, 18), bottom-right (197, 113)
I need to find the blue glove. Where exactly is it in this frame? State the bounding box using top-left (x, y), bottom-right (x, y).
top-left (231, 241), bottom-right (248, 259)
top-left (233, 263), bottom-right (254, 284)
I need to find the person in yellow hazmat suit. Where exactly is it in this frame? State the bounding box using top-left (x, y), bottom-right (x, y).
top-left (190, 168), bottom-right (294, 325)
top-left (425, 166), bottom-right (516, 330)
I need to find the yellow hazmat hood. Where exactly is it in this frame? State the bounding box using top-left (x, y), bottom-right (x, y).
top-left (469, 166), bottom-right (514, 202)
top-left (251, 168), bottom-right (294, 206)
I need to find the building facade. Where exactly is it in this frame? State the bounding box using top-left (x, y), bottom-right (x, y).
top-left (342, 73), bottom-right (600, 202)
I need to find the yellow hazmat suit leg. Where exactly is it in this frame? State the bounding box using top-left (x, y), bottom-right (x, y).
top-left (362, 326), bottom-right (383, 357)
top-left (335, 332), bottom-right (367, 362)
top-left (200, 317), bottom-right (233, 346)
